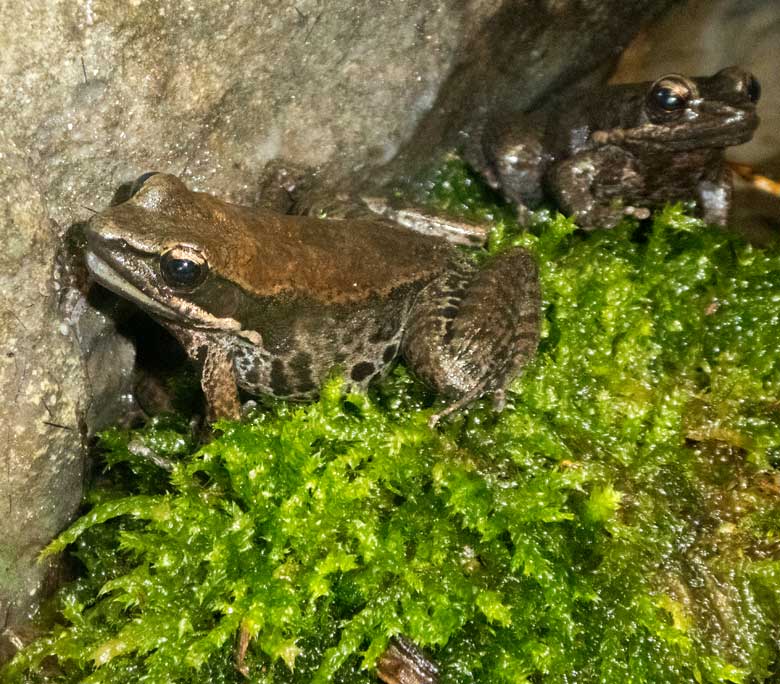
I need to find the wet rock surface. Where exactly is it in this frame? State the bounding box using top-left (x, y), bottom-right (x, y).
top-left (0, 135), bottom-right (86, 662)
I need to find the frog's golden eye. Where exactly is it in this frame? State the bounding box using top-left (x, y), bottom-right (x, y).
top-left (648, 76), bottom-right (693, 113)
top-left (160, 246), bottom-right (208, 289)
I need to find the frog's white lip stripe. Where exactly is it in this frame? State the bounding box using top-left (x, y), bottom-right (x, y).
top-left (86, 251), bottom-right (184, 322)
top-left (85, 252), bottom-right (249, 339)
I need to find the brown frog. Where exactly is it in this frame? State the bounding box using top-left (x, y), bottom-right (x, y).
top-left (84, 173), bottom-right (540, 425)
top-left (466, 66), bottom-right (761, 229)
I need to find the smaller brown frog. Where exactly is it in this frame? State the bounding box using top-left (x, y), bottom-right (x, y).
top-left (466, 66), bottom-right (761, 230)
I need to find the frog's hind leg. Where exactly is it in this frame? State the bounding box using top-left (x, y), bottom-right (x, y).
top-left (402, 248), bottom-right (540, 425)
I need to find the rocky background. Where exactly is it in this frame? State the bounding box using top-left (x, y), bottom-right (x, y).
top-left (1, 0), bottom-right (777, 663)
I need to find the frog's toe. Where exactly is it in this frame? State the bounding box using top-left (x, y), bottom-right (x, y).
top-left (427, 386), bottom-right (484, 428)
top-left (624, 205), bottom-right (651, 220)
top-left (254, 159), bottom-right (315, 212)
top-left (575, 205), bottom-right (624, 231)
top-left (515, 202), bottom-right (533, 228)
top-left (376, 636), bottom-right (439, 684)
top-left (492, 388), bottom-right (507, 412)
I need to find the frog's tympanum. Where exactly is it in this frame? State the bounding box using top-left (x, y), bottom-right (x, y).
top-left (466, 66), bottom-right (761, 230)
top-left (84, 173), bottom-right (540, 424)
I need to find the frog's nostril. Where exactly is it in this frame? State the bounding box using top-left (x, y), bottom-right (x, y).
top-left (746, 75), bottom-right (761, 104)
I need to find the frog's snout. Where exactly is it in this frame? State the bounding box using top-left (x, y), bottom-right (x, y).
top-left (709, 66), bottom-right (761, 107)
top-left (84, 214), bottom-right (122, 256)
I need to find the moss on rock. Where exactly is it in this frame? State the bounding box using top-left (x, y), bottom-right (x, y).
top-left (5, 161), bottom-right (780, 683)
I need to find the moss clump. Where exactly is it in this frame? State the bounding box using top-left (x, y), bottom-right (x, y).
top-left (5, 161), bottom-right (780, 683)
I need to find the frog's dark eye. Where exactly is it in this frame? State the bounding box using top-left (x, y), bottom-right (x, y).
top-left (648, 76), bottom-right (693, 113)
top-left (745, 75), bottom-right (761, 104)
top-left (130, 172), bottom-right (159, 197)
top-left (160, 246), bottom-right (208, 289)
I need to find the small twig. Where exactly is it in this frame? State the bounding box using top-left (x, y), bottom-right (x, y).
top-left (43, 421), bottom-right (75, 431)
top-left (729, 161), bottom-right (780, 197)
top-left (234, 624), bottom-right (250, 677)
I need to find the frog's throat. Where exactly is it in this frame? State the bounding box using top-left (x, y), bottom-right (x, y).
top-left (85, 252), bottom-right (261, 345)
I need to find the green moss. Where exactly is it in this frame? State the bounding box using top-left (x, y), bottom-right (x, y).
top-left (6, 160), bottom-right (780, 683)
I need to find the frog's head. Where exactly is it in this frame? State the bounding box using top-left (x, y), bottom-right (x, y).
top-left (85, 173), bottom-right (252, 334)
top-left (599, 66), bottom-right (760, 151)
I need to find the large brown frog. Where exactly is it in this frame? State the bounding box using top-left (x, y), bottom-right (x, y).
top-left (84, 173), bottom-right (540, 425)
top-left (466, 66), bottom-right (761, 229)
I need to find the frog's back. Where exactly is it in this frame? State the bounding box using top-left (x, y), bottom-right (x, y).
top-left (95, 173), bottom-right (456, 306)
top-left (219, 203), bottom-right (455, 304)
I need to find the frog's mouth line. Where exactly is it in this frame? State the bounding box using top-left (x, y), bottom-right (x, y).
top-left (618, 113), bottom-right (759, 150)
top-left (86, 251), bottom-right (186, 322)
top-left (85, 251), bottom-right (247, 340)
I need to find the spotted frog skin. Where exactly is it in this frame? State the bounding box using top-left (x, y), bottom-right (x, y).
top-left (466, 66), bottom-right (761, 230)
top-left (84, 173), bottom-right (540, 423)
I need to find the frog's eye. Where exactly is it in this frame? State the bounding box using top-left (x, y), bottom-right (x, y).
top-left (745, 74), bottom-right (761, 104)
top-left (160, 246), bottom-right (208, 289)
top-left (648, 76), bottom-right (693, 113)
top-left (130, 172), bottom-right (159, 197)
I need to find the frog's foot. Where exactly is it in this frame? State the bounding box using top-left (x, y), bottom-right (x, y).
top-left (574, 202), bottom-right (650, 231)
top-left (404, 247), bottom-right (540, 425)
top-left (552, 146), bottom-right (644, 230)
top-left (466, 112), bottom-right (547, 212)
top-left (623, 205), bottom-right (651, 220)
top-left (255, 159), bottom-right (318, 213)
top-left (428, 379), bottom-right (509, 428)
top-left (127, 438), bottom-right (176, 471)
top-left (515, 201), bottom-right (534, 228)
top-left (376, 636), bottom-right (439, 684)
top-left (202, 345), bottom-right (242, 422)
top-left (234, 624), bottom-right (251, 677)
top-left (362, 196), bottom-right (489, 246)
top-left (697, 164), bottom-right (733, 226)
top-left (428, 385), bottom-right (484, 428)
top-left (300, 189), bottom-right (378, 220)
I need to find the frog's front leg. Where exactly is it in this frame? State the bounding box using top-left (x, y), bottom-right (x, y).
top-left (201, 343), bottom-right (242, 421)
top-left (165, 323), bottom-right (242, 421)
top-left (696, 162), bottom-right (732, 226)
top-left (402, 248), bottom-right (540, 425)
top-left (253, 160), bottom-right (304, 213)
top-left (465, 115), bottom-right (548, 225)
top-left (549, 146), bottom-right (648, 230)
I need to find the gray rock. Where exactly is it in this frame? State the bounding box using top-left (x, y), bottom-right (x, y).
top-left (0, 0), bottom-right (675, 662)
top-left (0, 0), bottom-right (674, 218)
top-left (0, 135), bottom-right (86, 662)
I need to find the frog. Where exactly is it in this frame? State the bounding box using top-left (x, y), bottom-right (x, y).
top-left (84, 172), bottom-right (541, 426)
top-left (465, 66), bottom-right (761, 230)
